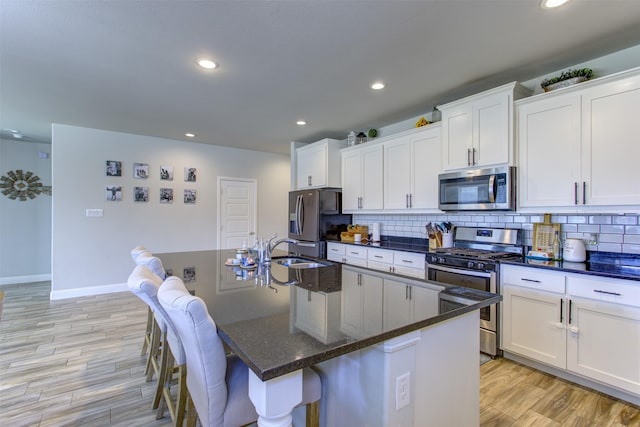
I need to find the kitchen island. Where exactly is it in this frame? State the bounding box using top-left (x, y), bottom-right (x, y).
top-left (158, 249), bottom-right (501, 427)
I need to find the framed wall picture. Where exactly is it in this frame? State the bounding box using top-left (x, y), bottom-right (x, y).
top-left (160, 165), bottom-right (173, 181)
top-left (134, 186), bottom-right (149, 202)
top-left (106, 185), bottom-right (122, 201)
top-left (106, 160), bottom-right (122, 177)
top-left (133, 163), bottom-right (149, 179)
top-left (183, 266), bottom-right (196, 283)
top-left (160, 188), bottom-right (173, 204)
top-left (184, 167), bottom-right (197, 182)
top-left (184, 189), bottom-right (196, 204)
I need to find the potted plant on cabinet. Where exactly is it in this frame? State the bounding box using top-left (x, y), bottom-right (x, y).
top-left (540, 68), bottom-right (593, 92)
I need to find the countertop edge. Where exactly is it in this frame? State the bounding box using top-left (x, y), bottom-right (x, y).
top-left (499, 259), bottom-right (640, 282)
top-left (236, 294), bottom-right (501, 382)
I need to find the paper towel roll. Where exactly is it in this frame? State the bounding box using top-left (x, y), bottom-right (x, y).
top-left (372, 223), bottom-right (381, 242)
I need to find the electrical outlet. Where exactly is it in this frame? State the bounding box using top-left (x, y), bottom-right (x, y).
top-left (395, 372), bottom-right (410, 411)
top-left (86, 209), bottom-right (103, 217)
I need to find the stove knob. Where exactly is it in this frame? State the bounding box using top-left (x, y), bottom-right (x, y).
top-left (467, 261), bottom-right (475, 269)
top-left (477, 262), bottom-right (485, 270)
top-left (438, 257), bottom-right (445, 263)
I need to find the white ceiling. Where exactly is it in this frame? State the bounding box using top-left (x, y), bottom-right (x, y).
top-left (1, 0), bottom-right (640, 154)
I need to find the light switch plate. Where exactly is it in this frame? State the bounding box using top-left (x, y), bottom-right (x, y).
top-left (86, 209), bottom-right (103, 217)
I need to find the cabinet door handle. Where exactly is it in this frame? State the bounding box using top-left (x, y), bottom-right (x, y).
top-left (568, 299), bottom-right (573, 324)
top-left (593, 289), bottom-right (622, 296)
top-left (560, 298), bottom-right (564, 323)
top-left (582, 182), bottom-right (586, 205)
top-left (521, 278), bottom-right (541, 283)
top-left (409, 193), bottom-right (413, 208)
top-left (467, 148), bottom-right (472, 166)
top-left (308, 175), bottom-right (312, 186)
top-left (574, 182), bottom-right (578, 205)
top-left (472, 148), bottom-right (477, 165)
top-left (406, 194), bottom-right (409, 208)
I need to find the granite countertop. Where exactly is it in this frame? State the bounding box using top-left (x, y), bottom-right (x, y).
top-left (500, 251), bottom-right (640, 282)
top-left (328, 236), bottom-right (431, 254)
top-left (330, 236), bottom-right (640, 282)
top-left (157, 249), bottom-right (500, 381)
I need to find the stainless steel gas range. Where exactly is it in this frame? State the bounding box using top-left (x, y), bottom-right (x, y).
top-left (427, 227), bottom-right (524, 357)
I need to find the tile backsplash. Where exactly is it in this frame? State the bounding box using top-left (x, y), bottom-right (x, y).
top-left (353, 213), bottom-right (640, 254)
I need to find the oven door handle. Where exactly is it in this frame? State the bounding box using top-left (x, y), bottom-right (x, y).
top-left (427, 263), bottom-right (492, 278)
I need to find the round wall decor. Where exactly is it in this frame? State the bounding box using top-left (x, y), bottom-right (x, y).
top-left (0, 169), bottom-right (52, 201)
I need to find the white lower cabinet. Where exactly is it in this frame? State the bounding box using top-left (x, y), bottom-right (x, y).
top-left (502, 284), bottom-right (566, 368)
top-left (340, 266), bottom-right (384, 339)
top-left (383, 278), bottom-right (440, 331)
top-left (327, 242), bottom-right (425, 278)
top-left (294, 287), bottom-right (343, 344)
top-left (501, 264), bottom-right (640, 396)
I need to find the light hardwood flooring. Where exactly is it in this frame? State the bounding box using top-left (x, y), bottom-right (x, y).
top-left (1, 281), bottom-right (639, 427)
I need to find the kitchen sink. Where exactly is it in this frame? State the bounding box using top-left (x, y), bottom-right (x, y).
top-left (272, 256), bottom-right (332, 269)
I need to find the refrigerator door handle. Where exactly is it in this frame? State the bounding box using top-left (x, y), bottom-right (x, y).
top-left (295, 195), bottom-right (302, 235)
top-left (296, 194), bottom-right (305, 235)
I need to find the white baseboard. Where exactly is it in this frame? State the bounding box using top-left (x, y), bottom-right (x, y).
top-left (50, 282), bottom-right (128, 300)
top-left (0, 274), bottom-right (51, 286)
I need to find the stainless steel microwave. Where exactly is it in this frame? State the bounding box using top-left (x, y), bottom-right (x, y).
top-left (438, 166), bottom-right (516, 211)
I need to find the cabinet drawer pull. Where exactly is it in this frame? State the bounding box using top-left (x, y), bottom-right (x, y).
top-left (374, 255), bottom-right (384, 258)
top-left (593, 289), bottom-right (622, 296)
top-left (350, 251), bottom-right (360, 255)
top-left (401, 260), bottom-right (413, 264)
top-left (521, 278), bottom-right (541, 283)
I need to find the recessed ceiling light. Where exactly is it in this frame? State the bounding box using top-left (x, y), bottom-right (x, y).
top-left (540, 0), bottom-right (570, 9)
top-left (371, 81), bottom-right (385, 90)
top-left (296, 120), bottom-right (307, 126)
top-left (197, 58), bottom-right (217, 69)
top-left (185, 133), bottom-right (196, 138)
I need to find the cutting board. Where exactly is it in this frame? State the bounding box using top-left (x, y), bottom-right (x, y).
top-left (532, 214), bottom-right (560, 253)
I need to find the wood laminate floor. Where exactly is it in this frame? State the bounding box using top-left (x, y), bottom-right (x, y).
top-left (1, 282), bottom-right (638, 427)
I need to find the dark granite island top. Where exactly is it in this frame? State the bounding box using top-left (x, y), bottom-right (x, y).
top-left (157, 249), bottom-right (500, 381)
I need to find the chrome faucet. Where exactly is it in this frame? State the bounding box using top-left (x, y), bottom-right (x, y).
top-left (262, 236), bottom-right (299, 265)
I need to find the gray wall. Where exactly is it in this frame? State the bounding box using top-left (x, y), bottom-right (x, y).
top-left (50, 124), bottom-right (290, 298)
top-left (0, 138), bottom-right (52, 284)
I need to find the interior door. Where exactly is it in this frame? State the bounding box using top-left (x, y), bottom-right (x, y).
top-left (218, 178), bottom-right (257, 249)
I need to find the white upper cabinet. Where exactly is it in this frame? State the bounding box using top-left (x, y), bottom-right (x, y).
top-left (383, 125), bottom-right (441, 211)
top-left (440, 82), bottom-right (530, 171)
top-left (341, 144), bottom-right (384, 212)
top-left (581, 72), bottom-right (640, 206)
top-left (517, 68), bottom-right (640, 209)
top-left (517, 92), bottom-right (582, 207)
top-left (295, 138), bottom-right (345, 189)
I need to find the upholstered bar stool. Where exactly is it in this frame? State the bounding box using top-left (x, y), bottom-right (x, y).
top-left (132, 250), bottom-right (167, 364)
top-left (130, 245), bottom-right (153, 357)
top-left (127, 264), bottom-right (188, 427)
top-left (158, 276), bottom-right (322, 427)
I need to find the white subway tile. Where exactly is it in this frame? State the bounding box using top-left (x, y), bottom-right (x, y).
top-left (567, 216), bottom-right (588, 224)
top-left (552, 215), bottom-right (567, 223)
top-left (589, 215), bottom-right (611, 225)
top-left (600, 225), bottom-right (625, 234)
top-left (561, 224), bottom-right (578, 232)
top-left (577, 224), bottom-right (600, 233)
top-left (621, 244), bottom-right (640, 254)
top-left (599, 234), bottom-right (624, 243)
top-left (598, 243), bottom-right (622, 253)
top-left (625, 226), bottom-right (640, 235)
top-left (613, 215), bottom-right (639, 225)
top-left (624, 235), bottom-right (640, 244)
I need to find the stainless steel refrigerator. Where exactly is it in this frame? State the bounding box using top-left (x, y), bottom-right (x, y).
top-left (288, 188), bottom-right (351, 258)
